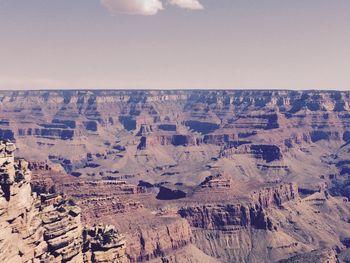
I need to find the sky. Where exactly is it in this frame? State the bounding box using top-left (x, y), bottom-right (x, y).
top-left (0, 0), bottom-right (350, 90)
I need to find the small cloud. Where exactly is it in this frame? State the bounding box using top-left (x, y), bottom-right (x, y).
top-left (100, 0), bottom-right (163, 16)
top-left (169, 0), bottom-right (204, 10)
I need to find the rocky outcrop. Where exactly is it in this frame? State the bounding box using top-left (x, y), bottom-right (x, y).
top-left (250, 183), bottom-right (299, 208)
top-left (0, 141), bottom-right (126, 263)
top-left (179, 203), bottom-right (275, 231)
top-left (40, 194), bottom-right (84, 262)
top-left (62, 180), bottom-right (145, 198)
top-left (197, 173), bottom-right (231, 190)
top-left (179, 183), bottom-right (299, 232)
top-left (54, 179), bottom-right (146, 221)
top-left (18, 127), bottom-right (74, 140)
top-left (221, 144), bottom-right (282, 163)
top-left (28, 161), bottom-right (56, 194)
top-left (83, 225), bottom-right (126, 263)
top-left (177, 201), bottom-right (280, 263)
top-left (226, 113), bottom-right (279, 130)
top-left (154, 135), bottom-right (199, 147)
top-left (126, 217), bottom-right (193, 262)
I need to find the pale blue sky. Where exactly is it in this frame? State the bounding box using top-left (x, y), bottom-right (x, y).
top-left (0, 0), bottom-right (350, 90)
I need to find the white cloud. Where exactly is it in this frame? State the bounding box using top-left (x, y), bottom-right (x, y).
top-left (100, 0), bottom-right (204, 16)
top-left (100, 0), bottom-right (163, 16)
top-left (169, 0), bottom-right (204, 10)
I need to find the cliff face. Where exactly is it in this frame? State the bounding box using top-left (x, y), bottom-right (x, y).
top-left (179, 203), bottom-right (275, 231)
top-left (250, 183), bottom-right (299, 208)
top-left (126, 218), bottom-right (193, 262)
top-left (0, 141), bottom-right (126, 263)
top-left (179, 183), bottom-right (299, 233)
top-left (177, 183), bottom-right (317, 263)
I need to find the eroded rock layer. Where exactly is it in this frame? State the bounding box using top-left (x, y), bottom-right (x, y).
top-left (0, 141), bottom-right (126, 263)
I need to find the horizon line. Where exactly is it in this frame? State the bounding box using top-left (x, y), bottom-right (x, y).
top-left (0, 88), bottom-right (349, 92)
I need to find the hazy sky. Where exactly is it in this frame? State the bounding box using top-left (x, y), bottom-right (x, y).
top-left (0, 0), bottom-right (350, 90)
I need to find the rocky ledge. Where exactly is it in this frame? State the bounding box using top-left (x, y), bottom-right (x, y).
top-left (179, 182), bottom-right (299, 232)
top-left (0, 140), bottom-right (126, 263)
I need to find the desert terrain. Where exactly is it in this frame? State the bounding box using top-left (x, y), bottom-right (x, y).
top-left (1, 89), bottom-right (350, 262)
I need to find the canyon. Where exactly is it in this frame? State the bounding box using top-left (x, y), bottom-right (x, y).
top-left (1, 90), bottom-right (350, 262)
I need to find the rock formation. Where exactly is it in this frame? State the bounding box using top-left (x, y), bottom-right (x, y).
top-left (3, 90), bottom-right (350, 262)
top-left (0, 140), bottom-right (126, 263)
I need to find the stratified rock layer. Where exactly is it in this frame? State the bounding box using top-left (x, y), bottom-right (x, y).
top-left (0, 141), bottom-right (126, 263)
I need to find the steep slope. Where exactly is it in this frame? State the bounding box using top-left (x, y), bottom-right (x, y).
top-left (0, 141), bottom-right (126, 263)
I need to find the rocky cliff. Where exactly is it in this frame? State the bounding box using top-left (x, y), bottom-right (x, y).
top-left (0, 141), bottom-right (126, 263)
top-left (179, 202), bottom-right (275, 231)
top-left (179, 183), bottom-right (299, 233)
top-left (126, 217), bottom-right (193, 262)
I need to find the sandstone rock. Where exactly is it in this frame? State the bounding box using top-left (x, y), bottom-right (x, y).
top-left (83, 224), bottom-right (126, 263)
top-left (250, 183), bottom-right (299, 208)
top-left (126, 217), bottom-right (192, 263)
top-left (0, 141), bottom-right (127, 263)
top-left (179, 202), bottom-right (274, 231)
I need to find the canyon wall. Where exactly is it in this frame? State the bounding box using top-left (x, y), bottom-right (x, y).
top-left (1, 89), bottom-right (350, 186)
top-left (1, 90), bottom-right (350, 147)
